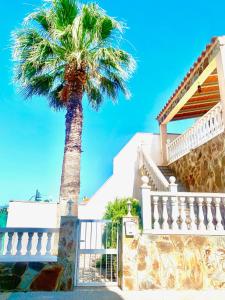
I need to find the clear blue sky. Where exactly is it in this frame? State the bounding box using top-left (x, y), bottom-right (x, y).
top-left (1, 0), bottom-right (225, 205)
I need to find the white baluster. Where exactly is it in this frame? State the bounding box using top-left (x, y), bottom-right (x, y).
top-left (180, 197), bottom-right (186, 230)
top-left (198, 197), bottom-right (205, 231)
top-left (27, 232), bottom-right (34, 255)
top-left (206, 197), bottom-right (213, 231)
top-left (6, 232), bottom-right (14, 255)
top-left (162, 197), bottom-right (169, 230)
top-left (46, 232), bottom-right (53, 255)
top-left (215, 198), bottom-right (223, 231)
top-left (16, 232), bottom-right (23, 255)
top-left (0, 232), bottom-right (4, 254)
top-left (153, 196), bottom-right (160, 230)
top-left (171, 196), bottom-right (179, 230)
top-left (36, 232), bottom-right (43, 256)
top-left (188, 197), bottom-right (195, 230)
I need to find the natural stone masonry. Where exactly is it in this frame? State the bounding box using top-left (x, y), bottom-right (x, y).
top-left (0, 216), bottom-right (77, 292)
top-left (170, 132), bottom-right (225, 192)
top-left (121, 233), bottom-right (225, 290)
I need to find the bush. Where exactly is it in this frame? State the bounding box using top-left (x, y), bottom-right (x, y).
top-left (95, 198), bottom-right (141, 273)
top-left (0, 208), bottom-right (7, 227)
top-left (103, 197), bottom-right (141, 249)
top-left (104, 197), bottom-right (141, 225)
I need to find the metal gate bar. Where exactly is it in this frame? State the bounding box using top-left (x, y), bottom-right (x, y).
top-left (76, 219), bottom-right (118, 286)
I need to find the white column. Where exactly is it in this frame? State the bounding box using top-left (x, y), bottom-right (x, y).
top-left (160, 123), bottom-right (168, 165)
top-left (216, 37), bottom-right (225, 125)
top-left (141, 176), bottom-right (152, 233)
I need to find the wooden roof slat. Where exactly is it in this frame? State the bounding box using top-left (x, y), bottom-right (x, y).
top-left (180, 101), bottom-right (219, 111)
top-left (156, 37), bottom-right (225, 123)
top-left (173, 110), bottom-right (210, 120)
top-left (176, 104), bottom-right (217, 115)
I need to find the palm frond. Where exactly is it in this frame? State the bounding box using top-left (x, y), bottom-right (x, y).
top-left (13, 0), bottom-right (136, 110)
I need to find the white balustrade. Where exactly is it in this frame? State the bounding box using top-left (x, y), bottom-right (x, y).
top-left (140, 147), bottom-right (169, 191)
top-left (167, 103), bottom-right (224, 163)
top-left (141, 182), bottom-right (225, 235)
top-left (0, 228), bottom-right (58, 262)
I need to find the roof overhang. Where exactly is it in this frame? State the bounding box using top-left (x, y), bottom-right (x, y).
top-left (157, 37), bottom-right (225, 124)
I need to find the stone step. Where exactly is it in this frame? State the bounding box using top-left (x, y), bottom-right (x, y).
top-left (158, 166), bottom-right (187, 192)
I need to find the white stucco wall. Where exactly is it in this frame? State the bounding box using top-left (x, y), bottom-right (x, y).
top-left (7, 201), bottom-right (58, 228)
top-left (79, 133), bottom-right (172, 220)
top-left (6, 132), bottom-right (180, 224)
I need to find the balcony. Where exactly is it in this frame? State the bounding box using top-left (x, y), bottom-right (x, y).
top-left (167, 103), bottom-right (224, 164)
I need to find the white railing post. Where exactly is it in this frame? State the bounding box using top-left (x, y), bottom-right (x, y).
top-left (153, 196), bottom-right (160, 230)
top-left (206, 197), bottom-right (213, 231)
top-left (16, 232), bottom-right (23, 256)
top-left (141, 175), bottom-right (152, 233)
top-left (188, 197), bottom-right (195, 230)
top-left (171, 196), bottom-right (179, 230)
top-left (27, 232), bottom-right (34, 256)
top-left (46, 232), bottom-right (53, 255)
top-left (215, 197), bottom-right (223, 231)
top-left (169, 176), bottom-right (178, 192)
top-left (180, 197), bottom-right (186, 230)
top-left (6, 232), bottom-right (14, 255)
top-left (162, 196), bottom-right (169, 230)
top-left (198, 197), bottom-right (205, 231)
top-left (36, 232), bottom-right (44, 256)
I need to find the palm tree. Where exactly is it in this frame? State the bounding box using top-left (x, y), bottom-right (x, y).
top-left (13, 0), bottom-right (136, 216)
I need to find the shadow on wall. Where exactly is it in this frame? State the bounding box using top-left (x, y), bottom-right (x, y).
top-left (1, 287), bottom-right (124, 300)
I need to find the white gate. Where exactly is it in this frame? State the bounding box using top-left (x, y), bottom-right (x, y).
top-left (75, 219), bottom-right (118, 286)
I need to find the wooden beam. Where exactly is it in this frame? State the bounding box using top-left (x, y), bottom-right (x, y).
top-left (216, 36), bottom-right (225, 125)
top-left (162, 58), bottom-right (217, 124)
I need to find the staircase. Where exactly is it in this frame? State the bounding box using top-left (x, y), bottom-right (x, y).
top-left (158, 166), bottom-right (188, 192)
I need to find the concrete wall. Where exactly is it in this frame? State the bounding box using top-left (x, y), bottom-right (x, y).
top-left (170, 132), bottom-right (225, 192)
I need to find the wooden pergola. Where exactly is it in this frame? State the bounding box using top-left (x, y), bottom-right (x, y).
top-left (157, 36), bottom-right (225, 165)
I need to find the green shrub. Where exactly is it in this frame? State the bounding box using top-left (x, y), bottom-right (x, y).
top-left (104, 197), bottom-right (141, 225)
top-left (0, 208), bottom-right (7, 227)
top-left (95, 198), bottom-right (141, 273)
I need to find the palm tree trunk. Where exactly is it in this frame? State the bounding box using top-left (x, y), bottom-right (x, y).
top-left (59, 83), bottom-right (83, 216)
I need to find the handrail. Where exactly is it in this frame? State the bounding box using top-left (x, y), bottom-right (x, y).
top-left (167, 102), bottom-right (224, 163)
top-left (0, 228), bottom-right (58, 233)
top-left (141, 147), bottom-right (169, 191)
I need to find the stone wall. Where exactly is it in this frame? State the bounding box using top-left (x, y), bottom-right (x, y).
top-left (170, 132), bottom-right (225, 192)
top-left (0, 216), bottom-right (77, 292)
top-left (121, 231), bottom-right (225, 290)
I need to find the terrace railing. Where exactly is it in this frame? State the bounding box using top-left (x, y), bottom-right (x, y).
top-left (141, 176), bottom-right (225, 235)
top-left (0, 227), bottom-right (59, 262)
top-left (140, 147), bottom-right (169, 191)
top-left (167, 102), bottom-right (224, 164)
